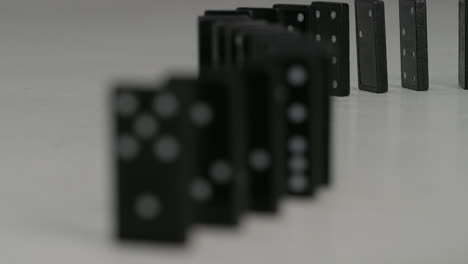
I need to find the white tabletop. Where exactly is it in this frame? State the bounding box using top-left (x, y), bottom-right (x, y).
top-left (0, 0), bottom-right (466, 263)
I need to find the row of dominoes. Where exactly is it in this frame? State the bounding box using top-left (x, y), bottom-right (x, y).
top-left (113, 0), bottom-right (434, 245)
top-left (200, 3), bottom-right (351, 96)
top-left (113, 3), bottom-right (337, 244)
top-left (200, 0), bottom-right (432, 95)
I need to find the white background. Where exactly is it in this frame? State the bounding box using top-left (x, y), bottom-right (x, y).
top-left (0, 0), bottom-right (467, 263)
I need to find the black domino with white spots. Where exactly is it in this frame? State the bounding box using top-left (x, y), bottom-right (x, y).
top-left (399, 0), bottom-right (428, 91)
top-left (310, 2), bottom-right (350, 97)
top-left (114, 84), bottom-right (197, 243)
top-left (257, 44), bottom-right (331, 194)
top-left (355, 0), bottom-right (388, 93)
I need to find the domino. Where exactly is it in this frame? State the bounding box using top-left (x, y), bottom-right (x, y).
top-left (310, 2), bottom-right (350, 97)
top-left (233, 32), bottom-right (332, 190)
top-left (113, 82), bottom-right (196, 243)
top-left (236, 7), bottom-right (278, 23)
top-left (355, 0), bottom-right (388, 93)
top-left (460, 0), bottom-right (468, 89)
top-left (399, 0), bottom-right (428, 91)
top-left (273, 4), bottom-right (310, 33)
top-left (191, 70), bottom-right (249, 225)
top-left (240, 63), bottom-right (288, 211)
top-left (198, 13), bottom-right (250, 72)
top-left (262, 42), bottom-right (331, 193)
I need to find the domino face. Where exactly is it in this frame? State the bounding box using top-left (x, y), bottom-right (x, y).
top-left (399, 0), bottom-right (428, 91)
top-left (460, 0), bottom-right (468, 89)
top-left (194, 71), bottom-right (249, 225)
top-left (113, 84), bottom-right (196, 243)
top-left (263, 45), bottom-right (331, 193)
top-left (310, 2), bottom-right (350, 97)
top-left (285, 60), bottom-right (329, 194)
top-left (273, 4), bottom-right (311, 32)
top-left (234, 33), bottom-right (331, 191)
top-left (355, 0), bottom-right (388, 93)
top-left (237, 7), bottom-right (278, 23)
top-left (198, 14), bottom-right (250, 72)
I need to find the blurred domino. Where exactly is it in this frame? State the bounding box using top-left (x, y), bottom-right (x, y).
top-left (113, 83), bottom-right (196, 243)
top-left (190, 70), bottom-right (249, 225)
top-left (261, 43), bottom-right (331, 193)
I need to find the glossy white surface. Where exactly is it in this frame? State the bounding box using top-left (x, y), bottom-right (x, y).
top-left (0, 0), bottom-right (467, 263)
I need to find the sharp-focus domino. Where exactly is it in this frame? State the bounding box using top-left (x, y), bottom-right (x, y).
top-left (211, 20), bottom-right (267, 68)
top-left (399, 0), bottom-right (428, 91)
top-left (310, 2), bottom-right (350, 97)
top-left (460, 0), bottom-right (468, 89)
top-left (355, 0), bottom-right (388, 93)
top-left (191, 70), bottom-right (249, 225)
top-left (273, 4), bottom-right (311, 33)
top-left (198, 13), bottom-right (250, 72)
top-left (113, 83), bottom-right (196, 243)
top-left (236, 7), bottom-right (278, 23)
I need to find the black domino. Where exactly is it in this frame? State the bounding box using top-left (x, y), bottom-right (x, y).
top-left (461, 0), bottom-right (468, 89)
top-left (273, 4), bottom-right (311, 33)
top-left (233, 30), bottom-right (332, 190)
top-left (240, 63), bottom-right (287, 212)
top-left (113, 83), bottom-right (196, 243)
top-left (191, 70), bottom-right (249, 225)
top-left (310, 2), bottom-right (350, 97)
top-left (399, 0), bottom-right (428, 91)
top-left (461, 0), bottom-right (467, 89)
top-left (263, 43), bottom-right (331, 193)
top-left (355, 0), bottom-right (388, 93)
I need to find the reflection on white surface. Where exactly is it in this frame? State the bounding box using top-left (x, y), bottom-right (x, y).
top-left (0, 0), bottom-right (467, 263)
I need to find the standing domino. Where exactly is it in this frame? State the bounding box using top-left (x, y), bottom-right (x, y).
top-left (355, 0), bottom-right (388, 93)
top-left (113, 83), bottom-right (196, 243)
top-left (399, 0), bottom-right (428, 91)
top-left (310, 2), bottom-right (350, 97)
